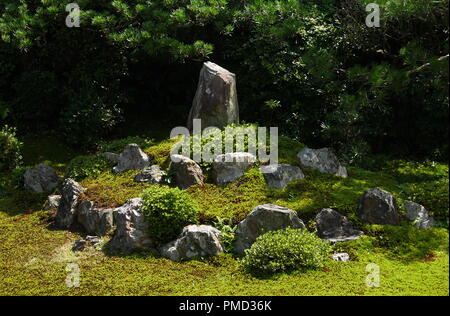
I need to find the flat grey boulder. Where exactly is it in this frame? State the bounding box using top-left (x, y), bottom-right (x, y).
top-left (213, 152), bottom-right (256, 185)
top-left (187, 62), bottom-right (239, 130)
top-left (112, 144), bottom-right (150, 173)
top-left (357, 188), bottom-right (400, 225)
top-left (169, 155), bottom-right (204, 189)
top-left (332, 253), bottom-right (350, 262)
top-left (316, 208), bottom-right (363, 242)
top-left (160, 225), bottom-right (224, 261)
top-left (297, 148), bottom-right (347, 177)
top-left (109, 198), bottom-right (154, 252)
top-left (134, 165), bottom-right (165, 184)
top-left (23, 163), bottom-right (60, 192)
top-left (405, 201), bottom-right (435, 229)
top-left (77, 200), bottom-right (114, 237)
top-left (260, 164), bottom-right (305, 189)
top-left (54, 179), bottom-right (85, 229)
top-left (235, 204), bottom-right (305, 254)
top-left (43, 194), bottom-right (61, 210)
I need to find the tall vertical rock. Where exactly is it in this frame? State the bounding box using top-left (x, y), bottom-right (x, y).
top-left (187, 62), bottom-right (239, 130)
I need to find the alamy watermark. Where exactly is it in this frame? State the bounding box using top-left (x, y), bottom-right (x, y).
top-left (366, 3), bottom-right (380, 28)
top-left (66, 3), bottom-right (80, 28)
top-left (365, 263), bottom-right (380, 288)
top-left (170, 119), bottom-right (278, 169)
top-left (65, 263), bottom-right (80, 288)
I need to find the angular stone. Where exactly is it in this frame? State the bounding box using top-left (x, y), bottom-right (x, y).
top-left (260, 164), bottom-right (304, 189)
top-left (54, 179), bottom-right (85, 229)
top-left (113, 144), bottom-right (150, 173)
top-left (160, 225), bottom-right (224, 261)
top-left (169, 155), bottom-right (204, 189)
top-left (43, 194), bottom-right (61, 211)
top-left (332, 253), bottom-right (350, 262)
top-left (213, 152), bottom-right (256, 185)
top-left (134, 165), bottom-right (165, 184)
top-left (77, 200), bottom-right (114, 237)
top-left (316, 208), bottom-right (363, 242)
top-left (109, 198), bottom-right (154, 252)
top-left (357, 188), bottom-right (400, 225)
top-left (405, 201), bottom-right (435, 229)
top-left (187, 62), bottom-right (239, 130)
top-left (235, 204), bottom-right (305, 254)
top-left (297, 147), bottom-right (347, 177)
top-left (23, 163), bottom-right (60, 192)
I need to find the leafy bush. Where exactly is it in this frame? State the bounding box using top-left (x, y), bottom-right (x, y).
top-left (241, 228), bottom-right (332, 275)
top-left (141, 185), bottom-right (199, 243)
top-left (0, 125), bottom-right (22, 171)
top-left (65, 155), bottom-right (113, 181)
top-left (214, 217), bottom-right (237, 253)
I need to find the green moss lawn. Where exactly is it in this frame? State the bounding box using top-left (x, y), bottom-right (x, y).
top-left (0, 135), bottom-right (448, 296)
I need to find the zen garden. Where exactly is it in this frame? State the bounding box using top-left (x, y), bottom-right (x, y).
top-left (0, 0), bottom-right (448, 297)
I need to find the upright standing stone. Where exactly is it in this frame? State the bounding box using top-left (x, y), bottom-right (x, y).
top-left (187, 62), bottom-right (239, 130)
top-left (109, 198), bottom-right (154, 252)
top-left (54, 179), bottom-right (85, 229)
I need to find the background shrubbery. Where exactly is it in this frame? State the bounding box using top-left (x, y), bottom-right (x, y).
top-left (0, 125), bottom-right (22, 171)
top-left (0, 0), bottom-right (447, 161)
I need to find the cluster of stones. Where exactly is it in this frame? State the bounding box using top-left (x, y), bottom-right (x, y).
top-left (23, 62), bottom-right (436, 261)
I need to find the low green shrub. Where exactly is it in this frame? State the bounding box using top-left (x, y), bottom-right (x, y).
top-left (241, 228), bottom-right (332, 275)
top-left (65, 155), bottom-right (113, 181)
top-left (0, 125), bottom-right (22, 171)
top-left (141, 185), bottom-right (200, 243)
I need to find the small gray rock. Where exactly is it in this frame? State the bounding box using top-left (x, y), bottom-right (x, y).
top-left (77, 200), bottom-right (114, 237)
top-left (169, 155), bottom-right (204, 189)
top-left (297, 147), bottom-right (347, 177)
top-left (213, 152), bottom-right (257, 185)
top-left (235, 204), bottom-right (305, 254)
top-left (113, 144), bottom-right (150, 173)
top-left (332, 253), bottom-right (350, 262)
top-left (109, 198), bottom-right (154, 252)
top-left (23, 163), bottom-right (60, 192)
top-left (160, 225), bottom-right (224, 261)
top-left (54, 179), bottom-right (85, 229)
top-left (260, 164), bottom-right (305, 189)
top-left (134, 165), bottom-right (165, 184)
top-left (405, 201), bottom-right (435, 229)
top-left (43, 194), bottom-right (61, 210)
top-left (357, 188), bottom-right (400, 225)
top-left (316, 208), bottom-right (363, 242)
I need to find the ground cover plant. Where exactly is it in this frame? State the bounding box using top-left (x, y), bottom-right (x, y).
top-left (0, 0), bottom-right (448, 297)
top-left (0, 133), bottom-right (448, 295)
